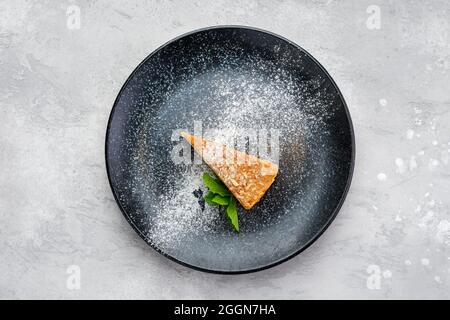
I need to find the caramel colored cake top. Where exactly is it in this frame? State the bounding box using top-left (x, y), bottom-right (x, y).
top-left (181, 132), bottom-right (278, 210)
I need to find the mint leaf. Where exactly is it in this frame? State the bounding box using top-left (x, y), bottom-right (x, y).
top-left (204, 191), bottom-right (217, 205)
top-left (201, 172), bottom-right (239, 232)
top-left (202, 172), bottom-right (230, 196)
top-left (211, 194), bottom-right (230, 206)
top-left (226, 197), bottom-right (239, 232)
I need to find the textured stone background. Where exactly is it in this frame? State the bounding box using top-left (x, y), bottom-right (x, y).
top-left (1, 0), bottom-right (449, 299)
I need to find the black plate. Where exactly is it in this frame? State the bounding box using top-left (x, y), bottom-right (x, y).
top-left (106, 26), bottom-right (354, 274)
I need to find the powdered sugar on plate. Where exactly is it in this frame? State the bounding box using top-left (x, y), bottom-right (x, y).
top-left (142, 39), bottom-right (337, 251)
top-left (148, 165), bottom-right (222, 251)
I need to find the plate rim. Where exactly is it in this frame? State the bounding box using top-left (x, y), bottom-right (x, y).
top-left (105, 25), bottom-right (356, 274)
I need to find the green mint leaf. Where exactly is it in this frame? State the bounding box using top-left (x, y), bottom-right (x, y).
top-left (201, 172), bottom-right (239, 232)
top-left (211, 194), bottom-right (230, 206)
top-left (202, 172), bottom-right (230, 196)
top-left (226, 197), bottom-right (239, 232)
top-left (204, 191), bottom-right (217, 205)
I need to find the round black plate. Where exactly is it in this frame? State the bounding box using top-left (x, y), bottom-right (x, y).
top-left (106, 26), bottom-right (354, 274)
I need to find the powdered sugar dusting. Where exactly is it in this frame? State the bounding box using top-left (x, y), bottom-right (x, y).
top-left (148, 166), bottom-right (221, 250)
top-left (144, 44), bottom-right (336, 249)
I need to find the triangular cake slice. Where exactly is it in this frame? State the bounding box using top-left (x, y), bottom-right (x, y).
top-left (181, 131), bottom-right (279, 210)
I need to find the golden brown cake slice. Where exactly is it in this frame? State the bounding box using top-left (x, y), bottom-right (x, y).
top-left (180, 131), bottom-right (279, 209)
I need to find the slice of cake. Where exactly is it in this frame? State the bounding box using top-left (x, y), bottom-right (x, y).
top-left (181, 131), bottom-right (278, 209)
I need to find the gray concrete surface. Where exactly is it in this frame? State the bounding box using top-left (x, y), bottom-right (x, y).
top-left (1, 0), bottom-right (450, 299)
